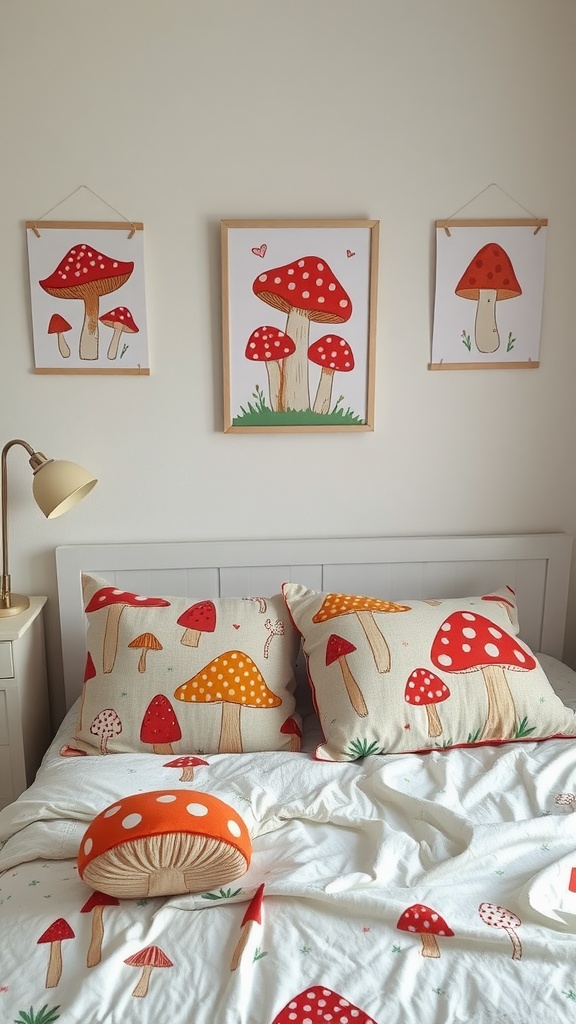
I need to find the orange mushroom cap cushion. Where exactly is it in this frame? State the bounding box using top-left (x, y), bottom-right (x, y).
top-left (78, 790), bottom-right (251, 899)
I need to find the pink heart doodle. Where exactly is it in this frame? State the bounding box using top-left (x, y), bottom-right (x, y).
top-left (346, 249), bottom-right (355, 258)
top-left (233, 623), bottom-right (240, 629)
top-left (252, 243), bottom-right (267, 258)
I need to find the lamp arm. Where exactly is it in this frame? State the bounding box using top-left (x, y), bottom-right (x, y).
top-left (1, 439), bottom-right (37, 583)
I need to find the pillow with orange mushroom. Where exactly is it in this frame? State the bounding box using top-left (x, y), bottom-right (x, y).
top-left (74, 574), bottom-right (300, 755)
top-left (282, 582), bottom-right (576, 761)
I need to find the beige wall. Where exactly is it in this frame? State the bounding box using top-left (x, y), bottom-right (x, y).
top-left (2, 0), bottom-right (576, 726)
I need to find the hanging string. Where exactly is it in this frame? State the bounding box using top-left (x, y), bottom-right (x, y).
top-left (30, 185), bottom-right (138, 238)
top-left (441, 183), bottom-right (546, 235)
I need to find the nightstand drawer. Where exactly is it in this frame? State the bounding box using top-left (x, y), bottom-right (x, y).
top-left (0, 642), bottom-right (14, 679)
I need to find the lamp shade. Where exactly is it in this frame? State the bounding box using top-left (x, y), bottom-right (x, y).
top-left (32, 459), bottom-right (97, 518)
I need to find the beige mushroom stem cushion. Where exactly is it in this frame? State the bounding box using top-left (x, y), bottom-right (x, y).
top-left (78, 790), bottom-right (252, 899)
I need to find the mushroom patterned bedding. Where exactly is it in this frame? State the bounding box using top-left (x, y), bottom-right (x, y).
top-left (1, 658), bottom-right (576, 1024)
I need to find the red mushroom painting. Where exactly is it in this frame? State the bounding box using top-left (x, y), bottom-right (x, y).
top-left (140, 695), bottom-right (182, 754)
top-left (245, 326), bottom-right (296, 411)
top-left (271, 987), bottom-right (380, 1024)
top-left (99, 305), bottom-right (139, 360)
top-left (84, 587), bottom-right (170, 674)
top-left (177, 600), bottom-right (216, 648)
top-left (455, 243), bottom-right (521, 353)
top-left (80, 890), bottom-right (119, 968)
top-left (325, 633), bottom-right (367, 718)
top-left (164, 754), bottom-right (208, 781)
top-left (229, 882), bottom-right (265, 971)
top-left (124, 945), bottom-right (173, 998)
top-left (430, 611), bottom-right (536, 740)
top-left (47, 313), bottom-right (71, 358)
top-left (404, 668), bottom-right (450, 737)
top-left (312, 592), bottom-right (411, 674)
top-left (308, 335), bottom-right (355, 414)
top-left (37, 918), bottom-right (75, 987)
top-left (396, 903), bottom-right (454, 958)
top-left (39, 244), bottom-right (134, 360)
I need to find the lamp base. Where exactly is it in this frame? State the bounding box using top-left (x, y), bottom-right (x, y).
top-left (0, 594), bottom-right (31, 616)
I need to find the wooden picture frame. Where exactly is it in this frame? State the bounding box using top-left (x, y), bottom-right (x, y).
top-left (221, 219), bottom-right (379, 432)
top-left (26, 220), bottom-right (150, 374)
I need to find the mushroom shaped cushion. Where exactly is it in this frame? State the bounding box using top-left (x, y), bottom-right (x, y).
top-left (78, 790), bottom-right (251, 899)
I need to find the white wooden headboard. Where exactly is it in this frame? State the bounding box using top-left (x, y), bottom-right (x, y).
top-left (56, 533), bottom-right (573, 711)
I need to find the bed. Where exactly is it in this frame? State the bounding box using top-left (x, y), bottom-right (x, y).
top-left (1, 533), bottom-right (576, 1024)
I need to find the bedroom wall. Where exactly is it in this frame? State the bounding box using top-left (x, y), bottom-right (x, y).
top-left (2, 0), bottom-right (576, 729)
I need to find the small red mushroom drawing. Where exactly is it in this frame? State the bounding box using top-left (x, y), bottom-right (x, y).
top-left (245, 326), bottom-right (296, 411)
top-left (164, 754), bottom-right (208, 781)
top-left (128, 631), bottom-right (163, 672)
top-left (455, 243), bottom-right (522, 354)
top-left (280, 716), bottom-right (302, 751)
top-left (325, 633), bottom-right (367, 718)
top-left (404, 668), bottom-right (450, 738)
top-left (39, 244), bottom-right (134, 360)
top-left (84, 587), bottom-right (170, 674)
top-left (124, 945), bottom-right (173, 998)
top-left (37, 918), bottom-right (75, 987)
top-left (430, 611), bottom-right (536, 741)
top-left (177, 600), bottom-right (216, 648)
top-left (308, 335), bottom-right (355, 414)
top-left (570, 867), bottom-right (576, 892)
top-left (230, 882), bottom-right (265, 971)
top-left (252, 255), bottom-right (352, 411)
top-left (271, 986), bottom-right (380, 1024)
top-left (312, 592), bottom-right (411, 674)
top-left (80, 890), bottom-right (119, 968)
top-left (90, 708), bottom-right (122, 753)
top-left (396, 903), bottom-right (454, 958)
top-left (47, 313), bottom-right (72, 358)
top-left (140, 695), bottom-right (182, 754)
top-left (99, 305), bottom-right (139, 360)
top-left (478, 902), bottom-right (522, 960)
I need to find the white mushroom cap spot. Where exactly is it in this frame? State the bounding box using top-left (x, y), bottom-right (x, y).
top-left (484, 643), bottom-right (500, 658)
top-left (156, 794), bottom-right (177, 803)
top-left (83, 837), bottom-right (93, 855)
top-left (122, 813), bottom-right (143, 830)
top-left (437, 654), bottom-right (452, 667)
top-left (227, 819), bottom-right (242, 837)
top-left (104, 803), bottom-right (122, 818)
top-left (186, 802), bottom-right (209, 817)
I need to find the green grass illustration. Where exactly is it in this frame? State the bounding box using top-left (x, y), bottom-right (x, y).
top-left (234, 386), bottom-right (365, 428)
top-left (14, 1006), bottom-right (60, 1024)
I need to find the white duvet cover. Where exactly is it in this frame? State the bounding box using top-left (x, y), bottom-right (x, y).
top-left (1, 680), bottom-right (576, 1024)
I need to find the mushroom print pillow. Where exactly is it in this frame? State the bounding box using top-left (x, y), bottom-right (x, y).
top-left (75, 574), bottom-right (301, 756)
top-left (282, 582), bottom-right (576, 761)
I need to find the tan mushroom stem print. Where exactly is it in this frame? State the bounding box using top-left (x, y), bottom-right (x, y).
top-left (312, 593), bottom-right (411, 673)
top-left (478, 902), bottom-right (522, 959)
top-left (99, 305), bottom-right (139, 360)
top-left (230, 882), bottom-right (265, 971)
top-left (455, 243), bottom-right (521, 354)
top-left (80, 891), bottom-right (119, 968)
top-left (47, 313), bottom-right (72, 358)
top-left (84, 587), bottom-right (170, 674)
top-left (396, 904), bottom-right (454, 958)
top-left (124, 945), bottom-right (173, 998)
top-left (128, 632), bottom-right (163, 672)
top-left (173, 650), bottom-right (281, 753)
top-left (39, 244), bottom-right (134, 360)
top-left (37, 918), bottom-right (75, 987)
top-left (430, 611), bottom-right (536, 740)
top-left (404, 668), bottom-right (450, 737)
top-left (325, 633), bottom-right (367, 717)
top-left (252, 256), bottom-right (353, 411)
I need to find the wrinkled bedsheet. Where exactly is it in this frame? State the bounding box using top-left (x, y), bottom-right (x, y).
top-left (1, 701), bottom-right (576, 1024)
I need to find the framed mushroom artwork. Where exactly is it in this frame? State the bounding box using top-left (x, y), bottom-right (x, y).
top-left (221, 219), bottom-right (379, 431)
top-left (26, 220), bottom-right (150, 374)
top-left (429, 218), bottom-right (548, 370)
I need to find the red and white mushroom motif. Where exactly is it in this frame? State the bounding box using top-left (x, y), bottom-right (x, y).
top-left (271, 986), bottom-right (379, 1024)
top-left (455, 243), bottom-right (521, 354)
top-left (482, 589), bottom-right (516, 626)
top-left (39, 244), bottom-right (134, 360)
top-left (280, 716), bottom-right (302, 751)
top-left (430, 611), bottom-right (536, 741)
top-left (230, 882), bottom-right (265, 971)
top-left (47, 313), bottom-right (72, 358)
top-left (404, 668), bottom-right (450, 738)
top-left (396, 903), bottom-right (454, 958)
top-left (124, 945), bottom-right (173, 998)
top-left (90, 708), bottom-right (122, 754)
top-left (308, 335), bottom-right (355, 415)
top-left (80, 890), bottom-right (119, 968)
top-left (312, 592), bottom-right (411, 674)
top-left (84, 587), bottom-right (170, 674)
top-left (140, 695), bottom-right (182, 754)
top-left (99, 305), bottom-right (139, 360)
top-left (245, 326), bottom-right (296, 412)
top-left (253, 256), bottom-right (352, 411)
top-left (37, 917), bottom-right (75, 987)
top-left (164, 754), bottom-right (208, 782)
top-left (78, 789), bottom-right (251, 899)
top-left (478, 902), bottom-right (522, 960)
top-left (176, 600), bottom-right (216, 648)
top-left (325, 633), bottom-right (367, 718)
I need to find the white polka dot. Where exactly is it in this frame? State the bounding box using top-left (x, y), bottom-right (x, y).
top-left (186, 802), bottom-right (209, 817)
top-left (104, 804), bottom-right (121, 817)
top-left (227, 819), bottom-right (242, 837)
top-left (83, 838), bottom-right (93, 855)
top-left (484, 643), bottom-right (500, 658)
top-left (437, 654), bottom-right (452, 666)
top-left (156, 794), bottom-right (178, 803)
top-left (122, 813), bottom-right (142, 830)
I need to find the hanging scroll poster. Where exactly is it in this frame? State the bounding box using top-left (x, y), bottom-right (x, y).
top-left (430, 219), bottom-right (548, 370)
top-left (26, 221), bottom-right (149, 374)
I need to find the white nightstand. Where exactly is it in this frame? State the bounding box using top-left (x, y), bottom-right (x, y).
top-left (0, 597), bottom-right (52, 810)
